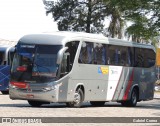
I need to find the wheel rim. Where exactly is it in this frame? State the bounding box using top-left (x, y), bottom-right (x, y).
top-left (132, 90), bottom-right (137, 104)
top-left (74, 92), bottom-right (81, 105)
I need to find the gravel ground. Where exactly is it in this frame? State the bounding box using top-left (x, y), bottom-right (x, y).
top-left (0, 92), bottom-right (160, 126)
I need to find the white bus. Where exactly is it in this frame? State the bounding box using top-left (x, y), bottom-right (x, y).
top-left (9, 31), bottom-right (156, 107)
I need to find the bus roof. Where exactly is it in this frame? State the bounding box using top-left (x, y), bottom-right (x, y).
top-left (108, 38), bottom-right (155, 50)
top-left (18, 31), bottom-right (155, 50)
top-left (18, 31), bottom-right (108, 45)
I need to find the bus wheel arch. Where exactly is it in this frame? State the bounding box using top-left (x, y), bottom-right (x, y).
top-left (129, 86), bottom-right (139, 106)
top-left (121, 86), bottom-right (139, 107)
top-left (66, 85), bottom-right (85, 108)
top-left (132, 86), bottom-right (139, 101)
top-left (76, 85), bottom-right (85, 100)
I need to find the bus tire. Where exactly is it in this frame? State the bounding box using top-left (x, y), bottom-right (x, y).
top-left (121, 88), bottom-right (138, 107)
top-left (66, 88), bottom-right (84, 108)
top-left (1, 91), bottom-right (9, 95)
top-left (90, 101), bottom-right (105, 106)
top-left (28, 100), bottom-right (43, 107)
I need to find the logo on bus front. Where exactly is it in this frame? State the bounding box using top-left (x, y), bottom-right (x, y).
top-left (98, 67), bottom-right (109, 74)
top-left (27, 84), bottom-right (32, 92)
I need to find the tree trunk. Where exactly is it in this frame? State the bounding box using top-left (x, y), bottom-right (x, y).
top-left (86, 0), bottom-right (92, 33)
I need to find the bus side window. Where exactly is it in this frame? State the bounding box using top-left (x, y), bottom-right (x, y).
top-left (135, 48), bottom-right (144, 67)
top-left (93, 43), bottom-right (107, 65)
top-left (8, 51), bottom-right (15, 65)
top-left (60, 41), bottom-right (79, 78)
top-left (60, 52), bottom-right (70, 77)
top-left (114, 48), bottom-right (119, 65)
top-left (0, 52), bottom-right (4, 65)
top-left (79, 42), bottom-right (93, 64)
top-left (120, 48), bottom-right (127, 66)
top-left (65, 41), bottom-right (79, 68)
top-left (109, 45), bottom-right (129, 66)
top-left (144, 49), bottom-right (155, 68)
top-left (109, 45), bottom-right (121, 65)
top-left (127, 47), bottom-right (133, 67)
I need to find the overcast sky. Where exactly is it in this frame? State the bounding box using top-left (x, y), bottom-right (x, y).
top-left (0, 0), bottom-right (58, 41)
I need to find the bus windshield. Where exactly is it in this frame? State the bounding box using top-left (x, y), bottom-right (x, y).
top-left (11, 44), bottom-right (62, 83)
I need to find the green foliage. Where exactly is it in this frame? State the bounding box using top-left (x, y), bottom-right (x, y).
top-left (125, 14), bottom-right (159, 43)
top-left (43, 0), bottom-right (160, 44)
top-left (103, 0), bottom-right (126, 38)
top-left (150, 0), bottom-right (160, 32)
top-left (44, 0), bottom-right (106, 33)
top-left (103, 0), bottom-right (159, 43)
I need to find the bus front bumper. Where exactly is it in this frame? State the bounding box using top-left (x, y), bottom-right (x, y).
top-left (9, 87), bottom-right (59, 103)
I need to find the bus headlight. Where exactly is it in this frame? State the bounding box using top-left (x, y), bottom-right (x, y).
top-left (43, 85), bottom-right (59, 91)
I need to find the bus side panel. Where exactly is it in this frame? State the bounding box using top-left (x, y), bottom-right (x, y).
top-left (106, 66), bottom-right (125, 101)
top-left (0, 65), bottom-right (10, 91)
top-left (68, 64), bottom-right (109, 101)
top-left (137, 67), bottom-right (155, 100)
top-left (112, 67), bottom-right (133, 101)
top-left (67, 79), bottom-right (107, 101)
top-left (116, 67), bottom-right (155, 101)
top-left (57, 76), bottom-right (70, 102)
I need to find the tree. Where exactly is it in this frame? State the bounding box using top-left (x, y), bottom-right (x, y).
top-left (125, 14), bottom-right (159, 43)
top-left (102, 0), bottom-right (126, 39)
top-left (103, 0), bottom-right (159, 42)
top-left (43, 0), bottom-right (107, 33)
top-left (44, 0), bottom-right (159, 44)
top-left (150, 0), bottom-right (160, 32)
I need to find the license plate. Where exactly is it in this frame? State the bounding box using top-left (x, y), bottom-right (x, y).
top-left (26, 94), bottom-right (34, 98)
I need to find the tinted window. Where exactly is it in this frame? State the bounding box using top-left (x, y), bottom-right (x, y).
top-left (93, 43), bottom-right (107, 65)
top-left (109, 45), bottom-right (127, 66)
top-left (65, 41), bottom-right (79, 65)
top-left (79, 42), bottom-right (93, 64)
top-left (79, 42), bottom-right (108, 65)
top-left (0, 52), bottom-right (4, 65)
top-left (133, 47), bottom-right (155, 68)
top-left (78, 42), bottom-right (155, 68)
top-left (60, 41), bottom-right (80, 78)
top-left (134, 48), bottom-right (144, 67)
top-left (127, 47), bottom-right (134, 67)
top-left (8, 51), bottom-right (15, 65)
top-left (144, 49), bottom-right (155, 68)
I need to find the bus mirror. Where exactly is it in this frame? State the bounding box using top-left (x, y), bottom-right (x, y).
top-left (57, 47), bottom-right (68, 64)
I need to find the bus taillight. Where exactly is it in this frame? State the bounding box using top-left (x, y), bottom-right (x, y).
top-left (10, 81), bottom-right (27, 89)
top-left (16, 66), bottom-right (27, 72)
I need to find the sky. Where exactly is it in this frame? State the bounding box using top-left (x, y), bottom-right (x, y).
top-left (0, 0), bottom-right (58, 41)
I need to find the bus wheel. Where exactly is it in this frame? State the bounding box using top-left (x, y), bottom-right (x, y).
top-left (1, 91), bottom-right (9, 95)
top-left (90, 101), bottom-right (105, 106)
top-left (121, 88), bottom-right (138, 107)
top-left (66, 88), bottom-right (84, 108)
top-left (28, 100), bottom-right (43, 107)
top-left (129, 88), bottom-right (138, 107)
